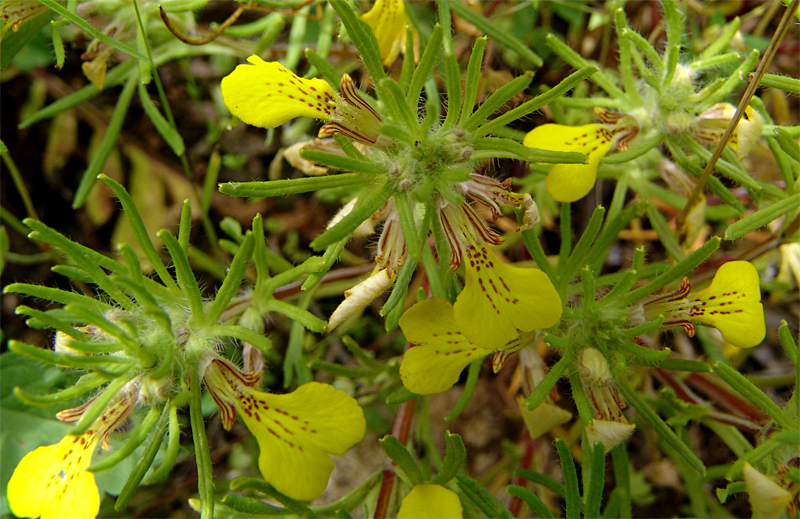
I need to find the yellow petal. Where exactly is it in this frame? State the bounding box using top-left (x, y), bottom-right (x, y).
top-left (523, 124), bottom-right (616, 202)
top-left (742, 462), bottom-right (793, 519)
top-left (360, 0), bottom-right (409, 66)
top-left (239, 382), bottom-right (366, 501)
top-left (8, 433), bottom-right (101, 519)
top-left (398, 484), bottom-right (464, 519)
top-left (399, 299), bottom-right (493, 395)
top-left (691, 261), bottom-right (765, 348)
top-left (221, 56), bottom-right (336, 129)
top-left (453, 244), bottom-right (562, 350)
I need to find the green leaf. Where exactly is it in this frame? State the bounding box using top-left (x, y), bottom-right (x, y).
top-left (310, 181), bottom-right (394, 250)
top-left (222, 171), bottom-right (376, 200)
top-left (442, 52), bottom-right (461, 129)
top-left (712, 362), bottom-right (795, 430)
top-left (506, 485), bottom-right (555, 519)
top-left (115, 405), bottom-right (170, 511)
top-left (524, 355), bottom-right (569, 410)
top-left (205, 233), bottom-right (254, 324)
top-left (555, 438), bottom-right (581, 519)
top-left (231, 477), bottom-right (318, 518)
top-left (602, 133), bottom-right (664, 164)
top-left (329, 0), bottom-right (384, 83)
top-left (431, 431), bottom-right (467, 485)
top-left (514, 469), bottom-right (566, 497)
top-left (138, 84), bottom-right (185, 156)
top-left (625, 237), bottom-right (720, 303)
top-left (473, 137), bottom-right (588, 164)
top-left (385, 386), bottom-right (417, 404)
top-left (24, 218), bottom-right (137, 312)
top-left (379, 435), bottom-right (423, 485)
top-left (74, 74), bottom-right (138, 209)
top-left (189, 372), bottom-right (215, 519)
top-left (159, 230), bottom-right (205, 320)
top-left (455, 473), bottom-right (515, 519)
top-left (759, 73), bottom-right (800, 94)
top-left (378, 78), bottom-right (418, 134)
top-left (462, 72), bottom-right (534, 131)
top-left (724, 193), bottom-right (800, 240)
top-left (36, 0), bottom-right (147, 61)
top-left (584, 442), bottom-right (606, 519)
top-left (100, 174), bottom-right (179, 293)
top-left (773, 127), bottom-right (800, 163)
top-left (778, 320), bottom-right (799, 367)
top-left (449, 2), bottom-right (542, 67)
top-left (445, 358), bottom-right (482, 422)
top-left (627, 357), bottom-right (711, 372)
top-left (616, 378), bottom-right (706, 475)
top-left (476, 65), bottom-right (598, 138)
top-left (460, 36), bottom-right (487, 124)
top-left (407, 24), bottom-right (443, 112)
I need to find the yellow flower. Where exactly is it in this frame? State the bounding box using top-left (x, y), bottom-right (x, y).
top-left (399, 298), bottom-right (494, 395)
top-left (202, 359), bottom-right (366, 501)
top-left (453, 243), bottom-right (562, 350)
top-left (689, 261), bottom-right (765, 348)
top-left (523, 109), bottom-right (639, 202)
top-left (221, 56), bottom-right (336, 129)
top-left (360, 0), bottom-right (410, 66)
top-left (7, 433), bottom-right (101, 519)
top-left (635, 261), bottom-right (765, 348)
top-left (524, 124), bottom-right (617, 203)
top-left (7, 383), bottom-right (139, 519)
top-left (221, 58), bottom-right (388, 146)
top-left (397, 484), bottom-right (464, 519)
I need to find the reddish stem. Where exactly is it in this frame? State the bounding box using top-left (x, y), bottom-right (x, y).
top-left (686, 373), bottom-right (770, 425)
top-left (373, 399), bottom-right (416, 519)
top-left (507, 436), bottom-right (536, 517)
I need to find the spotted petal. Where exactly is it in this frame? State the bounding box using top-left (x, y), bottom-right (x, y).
top-left (398, 484), bottom-right (464, 519)
top-left (690, 261), bottom-right (765, 348)
top-left (7, 433), bottom-right (101, 519)
top-left (360, 0), bottom-right (409, 66)
top-left (238, 382), bottom-right (366, 501)
top-left (524, 124), bottom-right (616, 202)
top-left (454, 244), bottom-right (562, 350)
top-left (399, 298), bottom-right (493, 395)
top-left (221, 56), bottom-right (336, 128)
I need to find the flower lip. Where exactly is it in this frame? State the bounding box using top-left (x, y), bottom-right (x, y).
top-left (221, 56), bottom-right (337, 129)
top-left (453, 242), bottom-right (562, 350)
top-left (202, 358), bottom-right (366, 501)
top-left (397, 484), bottom-right (464, 519)
top-left (360, 0), bottom-right (411, 66)
top-left (399, 298), bottom-right (494, 395)
top-left (523, 110), bottom-right (640, 202)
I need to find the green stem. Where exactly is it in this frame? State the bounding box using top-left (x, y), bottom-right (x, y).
top-left (190, 371), bottom-right (215, 519)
